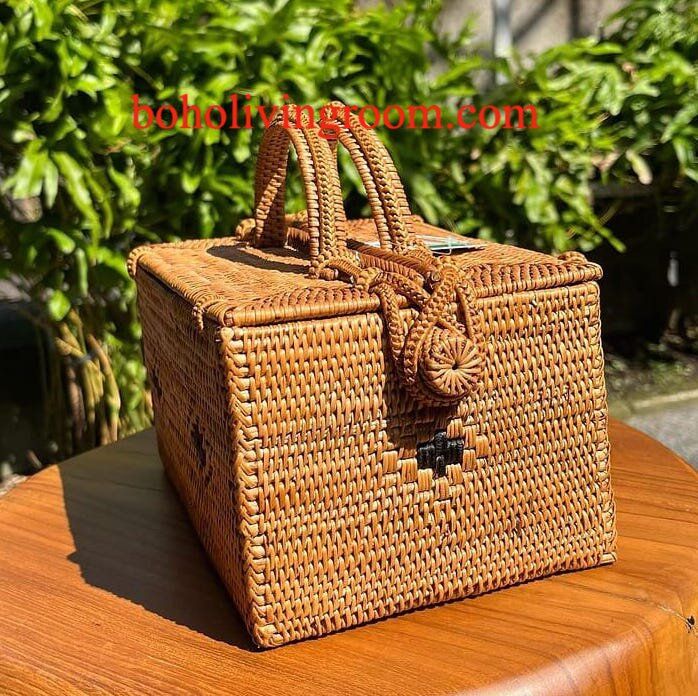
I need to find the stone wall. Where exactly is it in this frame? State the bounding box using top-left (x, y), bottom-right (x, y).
top-left (360, 0), bottom-right (628, 54)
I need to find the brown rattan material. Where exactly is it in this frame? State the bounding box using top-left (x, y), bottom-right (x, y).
top-left (129, 105), bottom-right (616, 647)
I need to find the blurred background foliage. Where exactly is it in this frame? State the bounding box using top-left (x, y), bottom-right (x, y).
top-left (0, 0), bottom-right (696, 467)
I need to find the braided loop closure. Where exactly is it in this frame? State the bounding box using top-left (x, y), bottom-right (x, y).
top-left (327, 256), bottom-right (482, 407)
top-left (253, 102), bottom-right (483, 405)
top-left (253, 112), bottom-right (354, 277)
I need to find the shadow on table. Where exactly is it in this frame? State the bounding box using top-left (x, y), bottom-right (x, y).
top-left (58, 434), bottom-right (256, 651)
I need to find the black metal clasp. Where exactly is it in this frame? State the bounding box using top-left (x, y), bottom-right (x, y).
top-left (416, 430), bottom-right (464, 478)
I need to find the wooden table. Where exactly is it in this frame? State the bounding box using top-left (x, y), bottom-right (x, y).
top-left (1, 420), bottom-right (696, 695)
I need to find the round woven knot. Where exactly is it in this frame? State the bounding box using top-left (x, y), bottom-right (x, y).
top-left (421, 328), bottom-right (481, 400)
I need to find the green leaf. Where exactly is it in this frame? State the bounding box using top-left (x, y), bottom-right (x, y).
top-left (95, 247), bottom-right (130, 280)
top-left (661, 101), bottom-right (698, 143)
top-left (52, 152), bottom-right (100, 230)
top-left (107, 164), bottom-right (140, 208)
top-left (47, 290), bottom-right (71, 321)
top-left (5, 140), bottom-right (48, 198)
top-left (43, 159), bottom-right (59, 208)
top-left (181, 166), bottom-right (202, 194)
top-left (43, 88), bottom-right (64, 122)
top-left (626, 149), bottom-right (653, 185)
top-left (31, 0), bottom-right (54, 41)
top-left (672, 137), bottom-right (698, 181)
top-left (45, 228), bottom-right (76, 254)
top-left (74, 248), bottom-right (89, 296)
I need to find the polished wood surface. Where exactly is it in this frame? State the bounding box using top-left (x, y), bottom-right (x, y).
top-left (0, 420), bottom-right (696, 695)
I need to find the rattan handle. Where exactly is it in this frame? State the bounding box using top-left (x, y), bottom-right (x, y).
top-left (321, 101), bottom-right (416, 254)
top-left (253, 114), bottom-right (354, 276)
top-left (254, 102), bottom-right (418, 259)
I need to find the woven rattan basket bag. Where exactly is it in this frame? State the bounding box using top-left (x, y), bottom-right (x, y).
top-left (129, 105), bottom-right (616, 648)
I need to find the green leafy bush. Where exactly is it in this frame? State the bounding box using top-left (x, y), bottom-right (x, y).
top-left (0, 0), bottom-right (695, 462)
top-left (602, 0), bottom-right (698, 188)
top-left (456, 0), bottom-right (697, 252)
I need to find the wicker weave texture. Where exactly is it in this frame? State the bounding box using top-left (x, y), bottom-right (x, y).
top-left (131, 106), bottom-right (615, 647)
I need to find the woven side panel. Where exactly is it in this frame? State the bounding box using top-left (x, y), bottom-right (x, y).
top-left (228, 281), bottom-right (615, 645)
top-left (135, 270), bottom-right (260, 637)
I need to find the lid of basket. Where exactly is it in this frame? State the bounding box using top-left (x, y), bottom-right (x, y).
top-left (130, 219), bottom-right (602, 329)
